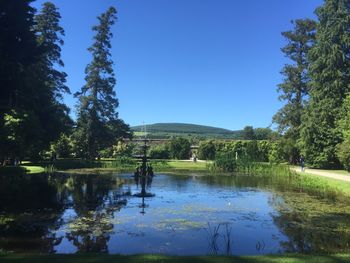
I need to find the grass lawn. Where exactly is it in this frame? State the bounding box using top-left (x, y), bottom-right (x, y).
top-left (151, 160), bottom-right (209, 172)
top-left (290, 166), bottom-right (350, 196)
top-left (302, 172), bottom-right (350, 197)
top-left (0, 253), bottom-right (350, 263)
top-left (22, 165), bottom-right (45, 174)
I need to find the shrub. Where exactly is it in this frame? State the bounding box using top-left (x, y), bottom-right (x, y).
top-left (50, 133), bottom-right (73, 158)
top-left (268, 141), bottom-right (284, 164)
top-left (148, 144), bottom-right (170, 159)
top-left (257, 140), bottom-right (271, 162)
top-left (168, 137), bottom-right (191, 159)
top-left (336, 140), bottom-right (350, 171)
top-left (198, 140), bottom-right (216, 160)
top-left (213, 151), bottom-right (237, 172)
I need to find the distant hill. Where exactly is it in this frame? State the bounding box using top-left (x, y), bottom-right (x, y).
top-left (131, 123), bottom-right (243, 139)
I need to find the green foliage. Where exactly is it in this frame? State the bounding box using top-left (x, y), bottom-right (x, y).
top-left (0, 0), bottom-right (38, 112)
top-left (50, 133), bottom-right (73, 158)
top-left (273, 19), bottom-right (316, 135)
top-left (336, 95), bottom-right (350, 171)
top-left (257, 140), bottom-right (271, 162)
top-left (168, 137), bottom-right (191, 159)
top-left (268, 141), bottom-right (285, 164)
top-left (220, 140), bottom-right (271, 162)
top-left (74, 7), bottom-right (130, 159)
top-left (273, 19), bottom-right (316, 164)
top-left (212, 151), bottom-right (237, 172)
top-left (0, 1), bottom-right (72, 160)
top-left (148, 144), bottom-right (170, 159)
top-left (212, 140), bottom-right (275, 172)
top-left (336, 141), bottom-right (350, 171)
top-left (300, 0), bottom-right (350, 168)
top-left (245, 140), bottom-right (259, 161)
top-left (35, 2), bottom-right (70, 97)
top-left (198, 140), bottom-right (216, 160)
top-left (242, 126), bottom-right (255, 140)
top-left (254, 128), bottom-right (274, 140)
top-left (112, 141), bottom-right (134, 157)
top-left (3, 109), bottom-right (43, 159)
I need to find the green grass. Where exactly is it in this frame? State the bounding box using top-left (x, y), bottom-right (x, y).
top-left (22, 165), bottom-right (45, 174)
top-left (0, 164), bottom-right (45, 175)
top-left (0, 253), bottom-right (349, 263)
top-left (299, 171), bottom-right (350, 196)
top-left (151, 160), bottom-right (209, 172)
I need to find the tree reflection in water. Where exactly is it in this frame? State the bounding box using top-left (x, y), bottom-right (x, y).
top-left (0, 174), bottom-right (67, 253)
top-left (270, 193), bottom-right (350, 253)
top-left (64, 174), bottom-right (130, 253)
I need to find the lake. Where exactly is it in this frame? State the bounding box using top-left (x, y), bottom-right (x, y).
top-left (0, 172), bottom-right (349, 255)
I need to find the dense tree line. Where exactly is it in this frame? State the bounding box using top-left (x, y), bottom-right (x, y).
top-left (0, 1), bottom-right (130, 163)
top-left (274, 0), bottom-right (350, 170)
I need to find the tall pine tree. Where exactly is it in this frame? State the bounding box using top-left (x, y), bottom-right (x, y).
top-left (0, 0), bottom-right (41, 160)
top-left (74, 7), bottom-right (130, 159)
top-left (33, 2), bottom-right (72, 148)
top-left (273, 19), bottom-right (316, 163)
top-left (300, 0), bottom-right (350, 168)
top-left (0, 1), bottom-right (72, 160)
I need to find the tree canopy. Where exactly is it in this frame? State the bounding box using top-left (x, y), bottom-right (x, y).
top-left (74, 7), bottom-right (130, 159)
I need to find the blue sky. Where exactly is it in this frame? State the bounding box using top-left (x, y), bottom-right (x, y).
top-left (33, 0), bottom-right (322, 130)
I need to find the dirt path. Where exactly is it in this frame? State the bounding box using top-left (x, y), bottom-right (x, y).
top-left (292, 167), bottom-right (350, 183)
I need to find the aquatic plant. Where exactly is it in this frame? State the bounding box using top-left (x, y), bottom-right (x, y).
top-left (206, 223), bottom-right (221, 254)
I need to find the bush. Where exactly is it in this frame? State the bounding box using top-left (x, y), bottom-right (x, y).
top-left (50, 133), bottom-right (73, 158)
top-left (168, 137), bottom-right (191, 159)
top-left (268, 141), bottom-right (284, 164)
top-left (213, 151), bottom-right (237, 172)
top-left (336, 140), bottom-right (350, 171)
top-left (99, 141), bottom-right (134, 158)
top-left (148, 144), bottom-right (170, 159)
top-left (245, 140), bottom-right (259, 161)
top-left (198, 140), bottom-right (216, 160)
top-left (257, 140), bottom-right (271, 162)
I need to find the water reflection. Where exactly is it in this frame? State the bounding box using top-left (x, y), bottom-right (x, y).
top-left (0, 172), bottom-right (349, 255)
top-left (0, 174), bottom-right (66, 253)
top-left (270, 193), bottom-right (350, 253)
top-left (63, 174), bottom-right (130, 253)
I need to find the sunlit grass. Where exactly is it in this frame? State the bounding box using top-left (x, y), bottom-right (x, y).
top-left (22, 165), bottom-right (45, 174)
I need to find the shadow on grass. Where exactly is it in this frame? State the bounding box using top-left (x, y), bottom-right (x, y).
top-left (0, 166), bottom-right (27, 175)
top-left (1, 254), bottom-right (350, 263)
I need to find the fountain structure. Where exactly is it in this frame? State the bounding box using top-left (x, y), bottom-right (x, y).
top-left (133, 126), bottom-right (155, 213)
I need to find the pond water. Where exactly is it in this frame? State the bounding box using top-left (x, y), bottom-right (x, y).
top-left (0, 172), bottom-right (350, 255)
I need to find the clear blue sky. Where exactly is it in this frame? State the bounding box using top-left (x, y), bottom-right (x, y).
top-left (33, 0), bottom-right (322, 130)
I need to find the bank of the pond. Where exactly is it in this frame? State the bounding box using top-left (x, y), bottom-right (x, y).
top-left (0, 164), bottom-right (45, 175)
top-left (253, 164), bottom-right (350, 200)
top-left (0, 253), bottom-right (349, 263)
top-left (0, 159), bottom-right (209, 175)
top-left (289, 167), bottom-right (350, 197)
top-left (292, 167), bottom-right (350, 183)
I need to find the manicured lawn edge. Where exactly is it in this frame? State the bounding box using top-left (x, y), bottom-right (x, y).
top-left (1, 253), bottom-right (350, 263)
top-left (293, 169), bottom-right (350, 196)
